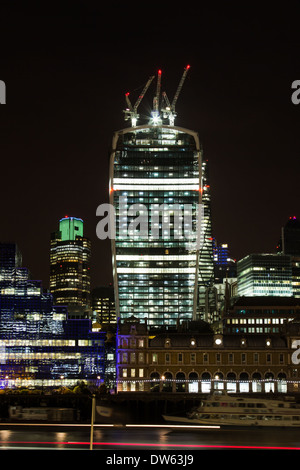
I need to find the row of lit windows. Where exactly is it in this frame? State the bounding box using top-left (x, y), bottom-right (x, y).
top-left (226, 318), bottom-right (286, 325)
top-left (3, 352), bottom-right (82, 360)
top-left (228, 327), bottom-right (281, 334)
top-left (119, 352), bottom-right (286, 365)
top-left (0, 339), bottom-right (91, 346)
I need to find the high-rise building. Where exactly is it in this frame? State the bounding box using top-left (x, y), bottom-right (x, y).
top-left (108, 67), bottom-right (214, 326)
top-left (0, 243), bottom-right (22, 280)
top-left (91, 286), bottom-right (116, 324)
top-left (213, 239), bottom-right (237, 283)
top-left (50, 216), bottom-right (91, 307)
top-left (237, 253), bottom-right (293, 297)
top-left (278, 216), bottom-right (300, 256)
top-left (277, 216), bottom-right (300, 298)
top-left (0, 243), bottom-right (105, 389)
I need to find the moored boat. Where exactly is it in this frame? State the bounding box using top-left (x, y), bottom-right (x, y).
top-left (163, 393), bottom-right (300, 427)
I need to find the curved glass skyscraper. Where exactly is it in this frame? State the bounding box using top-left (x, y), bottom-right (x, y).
top-left (109, 68), bottom-right (214, 326)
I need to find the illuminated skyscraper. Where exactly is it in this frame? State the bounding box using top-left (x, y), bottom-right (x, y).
top-left (50, 216), bottom-right (91, 307)
top-left (108, 67), bottom-right (214, 326)
top-left (277, 216), bottom-right (300, 298)
top-left (237, 253), bottom-right (293, 297)
top-left (0, 243), bottom-right (105, 389)
top-left (91, 286), bottom-right (116, 324)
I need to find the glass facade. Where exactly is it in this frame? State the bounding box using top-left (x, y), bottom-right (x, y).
top-left (0, 243), bottom-right (105, 388)
top-left (277, 217), bottom-right (300, 298)
top-left (50, 217), bottom-right (91, 306)
top-left (237, 254), bottom-right (293, 297)
top-left (91, 286), bottom-right (116, 324)
top-left (110, 124), bottom-right (213, 326)
top-left (197, 159), bottom-right (215, 319)
top-left (213, 239), bottom-right (237, 283)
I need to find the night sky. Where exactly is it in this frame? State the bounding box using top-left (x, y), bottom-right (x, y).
top-left (0, 1), bottom-right (299, 289)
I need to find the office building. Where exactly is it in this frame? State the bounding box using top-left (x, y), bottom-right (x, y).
top-left (237, 253), bottom-right (293, 297)
top-left (109, 67), bottom-right (214, 326)
top-left (213, 239), bottom-right (237, 283)
top-left (0, 243), bottom-right (105, 389)
top-left (91, 286), bottom-right (116, 324)
top-left (277, 216), bottom-right (300, 298)
top-left (278, 216), bottom-right (300, 256)
top-left (50, 216), bottom-right (91, 307)
top-left (223, 296), bottom-right (300, 334)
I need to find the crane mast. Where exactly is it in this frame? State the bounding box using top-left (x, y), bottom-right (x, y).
top-left (124, 75), bottom-right (155, 127)
top-left (153, 69), bottom-right (162, 114)
top-left (171, 64), bottom-right (190, 112)
top-left (123, 65), bottom-right (190, 127)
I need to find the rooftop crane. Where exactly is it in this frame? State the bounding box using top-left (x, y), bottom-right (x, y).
top-left (123, 65), bottom-right (191, 127)
top-left (124, 75), bottom-right (155, 127)
top-left (153, 69), bottom-right (162, 114)
top-left (160, 65), bottom-right (191, 126)
top-left (171, 64), bottom-right (190, 113)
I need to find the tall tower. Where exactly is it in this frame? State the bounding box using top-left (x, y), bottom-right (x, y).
top-left (109, 66), bottom-right (214, 326)
top-left (277, 216), bottom-right (300, 298)
top-left (50, 216), bottom-right (91, 307)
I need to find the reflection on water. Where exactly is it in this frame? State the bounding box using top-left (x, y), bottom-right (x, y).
top-left (0, 429), bottom-right (12, 446)
top-left (55, 432), bottom-right (67, 448)
top-left (0, 426), bottom-right (300, 449)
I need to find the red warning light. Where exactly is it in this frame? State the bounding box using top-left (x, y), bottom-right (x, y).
top-left (158, 69), bottom-right (162, 75)
top-left (125, 92), bottom-right (130, 96)
top-left (186, 64), bottom-right (191, 69)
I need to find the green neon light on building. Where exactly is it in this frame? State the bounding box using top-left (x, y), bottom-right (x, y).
top-left (59, 217), bottom-right (83, 241)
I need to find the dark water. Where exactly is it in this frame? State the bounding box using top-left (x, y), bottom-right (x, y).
top-left (0, 425), bottom-right (299, 449)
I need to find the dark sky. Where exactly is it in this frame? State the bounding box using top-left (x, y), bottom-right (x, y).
top-left (0, 1), bottom-right (299, 289)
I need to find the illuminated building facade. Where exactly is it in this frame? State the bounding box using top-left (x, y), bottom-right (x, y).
top-left (110, 125), bottom-right (204, 326)
top-left (117, 317), bottom-right (297, 394)
top-left (91, 286), bottom-right (116, 324)
top-left (109, 67), bottom-right (214, 326)
top-left (223, 296), bottom-right (300, 334)
top-left (0, 243), bottom-right (105, 388)
top-left (237, 253), bottom-right (293, 297)
top-left (277, 216), bottom-right (300, 298)
top-left (50, 216), bottom-right (91, 307)
top-left (213, 239), bottom-right (237, 283)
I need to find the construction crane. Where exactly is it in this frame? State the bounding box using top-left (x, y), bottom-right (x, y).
top-left (171, 64), bottom-right (190, 112)
top-left (161, 64), bottom-right (191, 125)
top-left (124, 75), bottom-right (155, 127)
top-left (124, 65), bottom-right (190, 127)
top-left (153, 69), bottom-right (162, 114)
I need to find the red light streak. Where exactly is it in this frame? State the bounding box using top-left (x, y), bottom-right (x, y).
top-left (1, 441), bottom-right (300, 450)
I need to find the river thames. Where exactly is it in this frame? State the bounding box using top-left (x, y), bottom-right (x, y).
top-left (0, 423), bottom-right (299, 450)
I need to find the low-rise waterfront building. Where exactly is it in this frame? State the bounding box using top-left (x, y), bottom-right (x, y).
top-left (116, 316), bottom-right (300, 395)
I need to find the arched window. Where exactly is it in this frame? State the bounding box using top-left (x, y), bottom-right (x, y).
top-left (150, 372), bottom-right (160, 393)
top-left (277, 373), bottom-right (287, 393)
top-left (201, 372), bottom-right (211, 393)
top-left (226, 372), bottom-right (236, 393)
top-left (214, 372), bottom-right (224, 390)
top-left (252, 372), bottom-right (262, 393)
top-left (265, 372), bottom-right (275, 393)
top-left (188, 372), bottom-right (199, 393)
top-left (162, 372), bottom-right (173, 392)
top-left (176, 372), bottom-right (186, 392)
top-left (239, 372), bottom-right (249, 393)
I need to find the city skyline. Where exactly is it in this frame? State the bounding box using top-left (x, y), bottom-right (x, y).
top-left (0, 3), bottom-right (299, 291)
